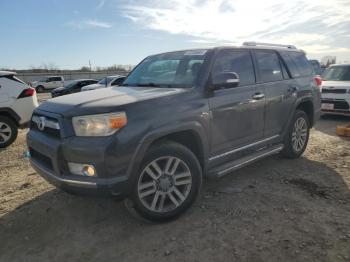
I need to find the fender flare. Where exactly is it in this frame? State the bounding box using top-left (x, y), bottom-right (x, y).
top-left (126, 121), bottom-right (209, 182)
top-left (281, 96), bottom-right (314, 139)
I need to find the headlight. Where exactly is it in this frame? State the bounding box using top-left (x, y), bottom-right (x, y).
top-left (72, 112), bottom-right (127, 137)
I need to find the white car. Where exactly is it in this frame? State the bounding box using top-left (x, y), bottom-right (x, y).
top-left (31, 76), bottom-right (64, 93)
top-left (321, 64), bottom-right (350, 116)
top-left (81, 75), bottom-right (125, 91)
top-left (0, 71), bottom-right (38, 147)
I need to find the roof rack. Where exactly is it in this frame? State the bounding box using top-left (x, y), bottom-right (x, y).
top-left (242, 41), bottom-right (297, 49)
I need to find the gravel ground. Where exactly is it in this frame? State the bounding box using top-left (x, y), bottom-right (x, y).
top-left (0, 97), bottom-right (349, 261)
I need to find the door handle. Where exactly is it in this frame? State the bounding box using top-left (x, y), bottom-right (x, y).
top-left (288, 86), bottom-right (299, 93)
top-left (252, 93), bottom-right (265, 100)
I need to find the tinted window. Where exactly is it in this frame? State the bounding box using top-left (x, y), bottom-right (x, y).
top-left (49, 77), bottom-right (61, 82)
top-left (255, 51), bottom-right (283, 82)
top-left (289, 52), bottom-right (313, 77)
top-left (280, 52), bottom-right (299, 77)
top-left (212, 50), bottom-right (255, 86)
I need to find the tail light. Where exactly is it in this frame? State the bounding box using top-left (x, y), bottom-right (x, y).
top-left (314, 75), bottom-right (322, 87)
top-left (18, 88), bottom-right (36, 99)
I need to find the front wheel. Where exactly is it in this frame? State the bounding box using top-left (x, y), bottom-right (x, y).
top-left (281, 110), bottom-right (310, 159)
top-left (130, 141), bottom-right (202, 222)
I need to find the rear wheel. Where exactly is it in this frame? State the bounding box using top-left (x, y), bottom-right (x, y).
top-left (36, 85), bottom-right (45, 93)
top-left (0, 116), bottom-right (18, 148)
top-left (131, 141), bottom-right (202, 222)
top-left (281, 110), bottom-right (310, 159)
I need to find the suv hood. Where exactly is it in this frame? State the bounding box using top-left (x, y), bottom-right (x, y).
top-left (322, 81), bottom-right (350, 88)
top-left (38, 86), bottom-right (186, 116)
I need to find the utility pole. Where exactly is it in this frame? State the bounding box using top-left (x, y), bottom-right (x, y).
top-left (89, 60), bottom-right (92, 71)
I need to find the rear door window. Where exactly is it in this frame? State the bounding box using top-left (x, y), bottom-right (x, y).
top-left (212, 50), bottom-right (256, 86)
top-left (255, 51), bottom-right (283, 82)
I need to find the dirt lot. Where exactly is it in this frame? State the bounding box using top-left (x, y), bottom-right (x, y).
top-left (0, 97), bottom-right (350, 261)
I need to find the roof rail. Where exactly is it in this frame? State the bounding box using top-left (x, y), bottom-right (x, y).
top-left (243, 41), bottom-right (297, 49)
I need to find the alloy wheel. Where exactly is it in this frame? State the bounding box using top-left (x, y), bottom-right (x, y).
top-left (292, 117), bottom-right (308, 152)
top-left (0, 122), bottom-right (12, 144)
top-left (137, 156), bottom-right (192, 213)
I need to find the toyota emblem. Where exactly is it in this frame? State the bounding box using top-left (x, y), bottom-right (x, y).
top-left (37, 117), bottom-right (46, 131)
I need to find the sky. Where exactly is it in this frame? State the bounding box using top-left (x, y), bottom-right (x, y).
top-left (0, 0), bottom-right (350, 69)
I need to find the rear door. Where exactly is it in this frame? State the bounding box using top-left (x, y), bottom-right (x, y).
top-left (253, 50), bottom-right (297, 137)
top-left (208, 49), bottom-right (265, 160)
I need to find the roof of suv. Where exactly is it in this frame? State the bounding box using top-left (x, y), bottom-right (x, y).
top-left (0, 71), bottom-right (16, 76)
top-left (154, 43), bottom-right (304, 57)
top-left (329, 63), bottom-right (350, 67)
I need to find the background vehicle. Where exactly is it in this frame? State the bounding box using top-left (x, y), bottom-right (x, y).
top-left (321, 64), bottom-right (350, 116)
top-left (27, 43), bottom-right (320, 222)
top-left (51, 79), bottom-right (98, 97)
top-left (81, 75), bottom-right (126, 91)
top-left (0, 71), bottom-right (38, 148)
top-left (31, 76), bottom-right (64, 93)
top-left (309, 59), bottom-right (323, 75)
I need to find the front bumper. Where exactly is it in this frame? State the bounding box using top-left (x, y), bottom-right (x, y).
top-left (27, 122), bottom-right (136, 198)
top-left (30, 157), bottom-right (129, 197)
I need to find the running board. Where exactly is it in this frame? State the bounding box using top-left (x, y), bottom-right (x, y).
top-left (212, 144), bottom-right (284, 178)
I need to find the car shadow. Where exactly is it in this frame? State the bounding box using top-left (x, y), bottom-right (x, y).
top-left (0, 156), bottom-right (349, 262)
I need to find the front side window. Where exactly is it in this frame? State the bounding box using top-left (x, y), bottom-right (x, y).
top-left (123, 50), bottom-right (208, 88)
top-left (212, 50), bottom-right (255, 86)
top-left (323, 66), bottom-right (350, 81)
top-left (255, 51), bottom-right (283, 82)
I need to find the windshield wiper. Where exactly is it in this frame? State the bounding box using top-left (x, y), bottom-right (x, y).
top-left (136, 83), bottom-right (160, 87)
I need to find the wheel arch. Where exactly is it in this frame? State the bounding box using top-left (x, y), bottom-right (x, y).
top-left (127, 121), bottom-right (209, 181)
top-left (0, 108), bottom-right (20, 126)
top-left (295, 98), bottom-right (314, 127)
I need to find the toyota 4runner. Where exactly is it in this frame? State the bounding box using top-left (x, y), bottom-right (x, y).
top-left (27, 42), bottom-right (321, 221)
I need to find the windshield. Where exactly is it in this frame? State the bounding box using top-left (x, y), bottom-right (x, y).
top-left (323, 66), bottom-right (350, 81)
top-left (122, 50), bottom-right (208, 88)
top-left (98, 77), bottom-right (114, 85)
top-left (39, 77), bottom-right (47, 82)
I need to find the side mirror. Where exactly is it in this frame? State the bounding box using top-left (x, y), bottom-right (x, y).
top-left (212, 72), bottom-right (240, 90)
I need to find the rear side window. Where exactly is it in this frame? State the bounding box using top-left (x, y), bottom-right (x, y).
top-left (289, 52), bottom-right (313, 77)
top-left (281, 51), bottom-right (312, 78)
top-left (255, 51), bottom-right (283, 82)
top-left (212, 50), bottom-right (255, 86)
top-left (49, 77), bottom-right (62, 82)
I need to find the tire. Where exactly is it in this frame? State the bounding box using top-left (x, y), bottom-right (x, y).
top-left (281, 110), bottom-right (310, 159)
top-left (0, 116), bottom-right (18, 148)
top-left (130, 141), bottom-right (202, 222)
top-left (36, 86), bottom-right (45, 93)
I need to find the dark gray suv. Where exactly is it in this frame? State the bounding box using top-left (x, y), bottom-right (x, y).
top-left (27, 42), bottom-right (321, 221)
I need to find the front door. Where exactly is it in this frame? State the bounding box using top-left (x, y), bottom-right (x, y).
top-left (208, 49), bottom-right (265, 160)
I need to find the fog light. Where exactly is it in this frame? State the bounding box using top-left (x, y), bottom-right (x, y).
top-left (68, 163), bottom-right (96, 177)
